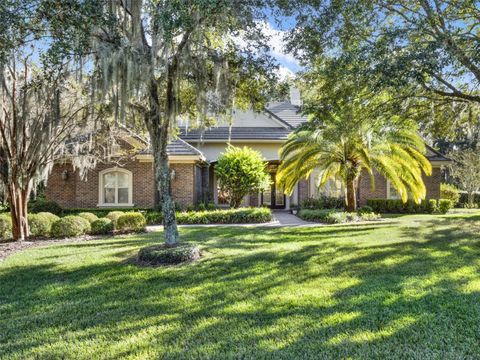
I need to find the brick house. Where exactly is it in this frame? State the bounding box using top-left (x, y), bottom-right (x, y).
top-left (45, 96), bottom-right (450, 210)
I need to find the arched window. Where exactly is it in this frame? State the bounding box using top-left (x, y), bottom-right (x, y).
top-left (98, 168), bottom-right (133, 206)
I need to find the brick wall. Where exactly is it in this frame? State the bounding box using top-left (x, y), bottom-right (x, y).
top-left (45, 160), bottom-right (156, 209)
top-left (170, 163), bottom-right (195, 209)
top-left (357, 167), bottom-right (442, 205)
top-left (358, 169), bottom-right (387, 206)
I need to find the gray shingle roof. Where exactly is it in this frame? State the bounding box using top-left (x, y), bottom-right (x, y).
top-left (179, 127), bottom-right (292, 141)
top-left (426, 145), bottom-right (451, 162)
top-left (267, 101), bottom-right (308, 128)
top-left (140, 138), bottom-right (204, 157)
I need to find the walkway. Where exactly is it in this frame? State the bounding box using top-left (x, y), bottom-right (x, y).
top-left (146, 211), bottom-right (317, 232)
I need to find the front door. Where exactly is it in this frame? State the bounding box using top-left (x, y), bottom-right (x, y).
top-left (261, 173), bottom-right (286, 209)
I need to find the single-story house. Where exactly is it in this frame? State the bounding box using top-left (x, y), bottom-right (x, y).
top-left (45, 91), bottom-right (451, 210)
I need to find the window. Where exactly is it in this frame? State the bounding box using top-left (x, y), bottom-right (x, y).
top-left (387, 180), bottom-right (402, 200)
top-left (98, 168), bottom-right (133, 206)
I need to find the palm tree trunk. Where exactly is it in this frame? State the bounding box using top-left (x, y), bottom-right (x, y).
top-left (345, 179), bottom-right (357, 212)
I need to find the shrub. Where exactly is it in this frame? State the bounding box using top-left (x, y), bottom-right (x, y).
top-left (357, 206), bottom-right (374, 215)
top-left (206, 202), bottom-right (217, 211)
top-left (440, 183), bottom-right (460, 205)
top-left (459, 192), bottom-right (480, 208)
top-left (28, 213), bottom-right (53, 238)
top-left (105, 211), bottom-right (124, 229)
top-left (297, 209), bottom-right (333, 222)
top-left (367, 199), bottom-right (439, 214)
top-left (438, 199), bottom-right (454, 214)
top-left (138, 244), bottom-right (200, 265)
top-left (37, 212), bottom-right (60, 225)
top-left (90, 218), bottom-right (114, 235)
top-left (197, 203), bottom-right (206, 211)
top-left (116, 212), bottom-right (147, 232)
top-left (325, 211), bottom-right (358, 224)
top-left (0, 213), bottom-right (12, 240)
top-left (301, 196), bottom-right (344, 210)
top-left (186, 204), bottom-right (195, 212)
top-left (215, 146), bottom-right (271, 208)
top-left (51, 216), bottom-right (91, 238)
top-left (298, 209), bottom-right (380, 224)
top-left (28, 199), bottom-right (62, 215)
top-left (77, 212), bottom-right (99, 224)
top-left (359, 212), bottom-right (381, 221)
top-left (176, 207), bottom-right (272, 225)
top-left (145, 211), bottom-right (162, 225)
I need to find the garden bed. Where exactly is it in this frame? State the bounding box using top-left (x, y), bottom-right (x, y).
top-left (297, 209), bottom-right (381, 224)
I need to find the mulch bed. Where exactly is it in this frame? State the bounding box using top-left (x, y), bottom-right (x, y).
top-left (0, 235), bottom-right (99, 262)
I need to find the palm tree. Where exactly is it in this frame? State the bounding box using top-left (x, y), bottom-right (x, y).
top-left (277, 120), bottom-right (432, 212)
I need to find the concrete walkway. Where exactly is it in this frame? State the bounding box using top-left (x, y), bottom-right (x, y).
top-left (146, 211), bottom-right (317, 232)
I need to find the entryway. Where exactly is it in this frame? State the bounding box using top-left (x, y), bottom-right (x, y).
top-left (261, 170), bottom-right (286, 209)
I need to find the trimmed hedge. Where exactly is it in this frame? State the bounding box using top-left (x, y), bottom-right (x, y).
top-left (176, 207), bottom-right (272, 225)
top-left (298, 209), bottom-right (380, 224)
top-left (301, 196), bottom-right (344, 210)
top-left (138, 244), bottom-right (200, 265)
top-left (51, 216), bottom-right (91, 238)
top-left (116, 213), bottom-right (147, 232)
top-left (28, 199), bottom-right (62, 215)
top-left (90, 218), bottom-right (114, 235)
top-left (63, 208), bottom-right (150, 218)
top-left (366, 199), bottom-right (437, 214)
top-left (77, 212), bottom-right (99, 224)
top-left (0, 213), bottom-right (12, 240)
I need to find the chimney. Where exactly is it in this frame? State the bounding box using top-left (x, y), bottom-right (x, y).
top-left (289, 87), bottom-right (302, 107)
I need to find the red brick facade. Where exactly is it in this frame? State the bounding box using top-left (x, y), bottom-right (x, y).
top-left (357, 167), bottom-right (442, 206)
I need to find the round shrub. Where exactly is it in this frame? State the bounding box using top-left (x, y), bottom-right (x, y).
top-left (51, 216), bottom-right (91, 238)
top-left (28, 213), bottom-right (53, 238)
top-left (138, 244), bottom-right (200, 265)
top-left (440, 183), bottom-right (460, 205)
top-left (77, 212), bottom-right (98, 224)
top-left (438, 199), bottom-right (454, 214)
top-left (37, 212), bottom-right (60, 224)
top-left (90, 218), bottom-right (113, 235)
top-left (116, 212), bottom-right (146, 233)
top-left (0, 213), bottom-right (12, 240)
top-left (357, 206), bottom-right (374, 215)
top-left (105, 211), bottom-right (124, 229)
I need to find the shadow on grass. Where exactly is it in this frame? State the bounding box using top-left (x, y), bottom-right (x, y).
top-left (1, 214), bottom-right (480, 358)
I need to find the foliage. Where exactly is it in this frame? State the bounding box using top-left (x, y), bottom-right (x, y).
top-left (298, 209), bottom-right (380, 224)
top-left (51, 216), bottom-right (91, 238)
top-left (357, 206), bottom-right (374, 215)
top-left (105, 211), bottom-right (125, 229)
top-left (215, 146), bottom-right (271, 208)
top-left (77, 212), bottom-right (99, 224)
top-left (278, 116), bottom-right (431, 212)
top-left (28, 213), bottom-right (56, 238)
top-left (300, 196), bottom-right (344, 210)
top-left (144, 211), bottom-right (163, 226)
top-left (0, 213), bottom-right (12, 240)
top-left (459, 193), bottom-right (480, 209)
top-left (64, 208), bottom-right (149, 218)
top-left (28, 199), bottom-right (62, 215)
top-left (176, 208), bottom-right (272, 225)
top-left (285, 1), bottom-right (480, 106)
top-left (440, 183), bottom-right (461, 206)
top-left (138, 244), bottom-right (201, 266)
top-left (438, 199), bottom-right (454, 215)
top-left (367, 199), bottom-right (437, 214)
top-left (448, 149), bottom-right (480, 207)
top-left (90, 218), bottom-right (114, 235)
top-left (116, 213), bottom-right (147, 233)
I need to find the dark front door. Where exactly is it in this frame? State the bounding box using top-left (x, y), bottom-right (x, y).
top-left (261, 173), bottom-right (285, 209)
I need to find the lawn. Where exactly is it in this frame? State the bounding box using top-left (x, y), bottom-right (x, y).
top-left (1, 213), bottom-right (480, 359)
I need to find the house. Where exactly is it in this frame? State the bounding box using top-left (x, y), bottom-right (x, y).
top-left (44, 92), bottom-right (451, 210)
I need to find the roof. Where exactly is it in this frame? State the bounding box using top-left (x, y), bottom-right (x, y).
top-left (139, 138), bottom-right (205, 157)
top-left (266, 101), bottom-right (308, 127)
top-left (426, 145), bottom-right (451, 163)
top-left (179, 127), bottom-right (292, 141)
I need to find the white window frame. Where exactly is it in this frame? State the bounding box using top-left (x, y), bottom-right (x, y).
top-left (386, 180), bottom-right (402, 200)
top-left (98, 167), bottom-right (134, 207)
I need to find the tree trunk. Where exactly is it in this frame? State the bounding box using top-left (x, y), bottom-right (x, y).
top-left (468, 191), bottom-right (475, 207)
top-left (7, 183), bottom-right (29, 240)
top-left (146, 77), bottom-right (179, 246)
top-left (345, 178), bottom-right (357, 212)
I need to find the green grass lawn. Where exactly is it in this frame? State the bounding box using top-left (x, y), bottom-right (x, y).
top-left (1, 213), bottom-right (480, 359)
